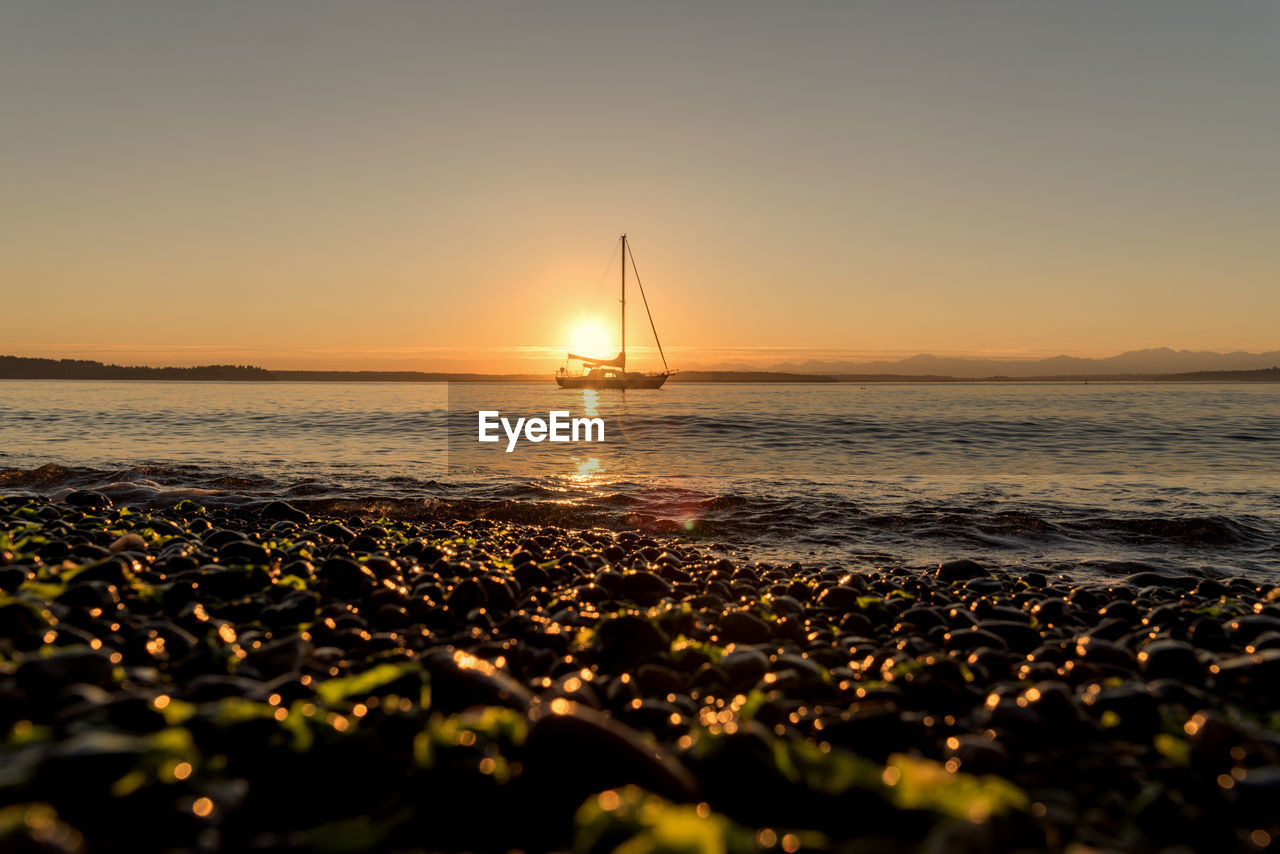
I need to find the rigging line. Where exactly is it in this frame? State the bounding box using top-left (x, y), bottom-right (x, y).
top-left (585, 239), bottom-right (619, 315)
top-left (625, 240), bottom-right (670, 374)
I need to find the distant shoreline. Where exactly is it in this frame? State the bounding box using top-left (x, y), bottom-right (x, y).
top-left (2, 356), bottom-right (1277, 383)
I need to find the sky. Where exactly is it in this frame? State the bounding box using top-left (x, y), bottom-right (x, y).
top-left (2, 1), bottom-right (1277, 371)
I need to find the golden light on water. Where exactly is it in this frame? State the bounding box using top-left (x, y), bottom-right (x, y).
top-left (572, 457), bottom-right (602, 481)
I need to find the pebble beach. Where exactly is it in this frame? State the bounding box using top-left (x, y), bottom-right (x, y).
top-left (3, 491), bottom-right (1279, 853)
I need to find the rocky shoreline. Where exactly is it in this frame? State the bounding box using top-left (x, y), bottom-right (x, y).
top-left (1, 492), bottom-right (1278, 853)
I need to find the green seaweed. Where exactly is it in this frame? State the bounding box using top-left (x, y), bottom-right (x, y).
top-left (672, 635), bottom-right (725, 664)
top-left (17, 582), bottom-right (66, 602)
top-left (315, 661), bottom-right (423, 706)
top-left (1153, 733), bottom-right (1190, 766)
top-left (575, 786), bottom-right (757, 854)
top-left (883, 753), bottom-right (1029, 822)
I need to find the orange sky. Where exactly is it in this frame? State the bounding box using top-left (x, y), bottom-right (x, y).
top-left (2, 3), bottom-right (1277, 372)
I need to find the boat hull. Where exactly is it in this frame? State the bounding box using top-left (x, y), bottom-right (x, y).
top-left (555, 372), bottom-right (670, 390)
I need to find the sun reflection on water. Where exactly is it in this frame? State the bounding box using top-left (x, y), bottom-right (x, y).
top-left (571, 457), bottom-right (602, 481)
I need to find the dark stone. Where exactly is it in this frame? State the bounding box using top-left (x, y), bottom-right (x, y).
top-left (1074, 636), bottom-right (1136, 671)
top-left (593, 614), bottom-right (669, 669)
top-left (981, 696), bottom-right (1042, 733)
top-left (1145, 677), bottom-right (1208, 709)
top-left (822, 706), bottom-right (916, 761)
top-left (636, 663), bottom-right (686, 697)
top-left (1021, 680), bottom-right (1078, 727)
top-left (357, 555), bottom-right (397, 580)
top-left (319, 522), bottom-right (356, 542)
top-left (977, 619), bottom-right (1041, 651)
top-left (281, 559), bottom-right (315, 579)
top-left (246, 634), bottom-right (311, 677)
top-left (349, 534), bottom-right (381, 552)
top-left (65, 490), bottom-right (112, 511)
top-left (772, 653), bottom-right (828, 691)
top-left (1233, 766), bottom-right (1280, 822)
top-left (720, 648), bottom-right (770, 689)
top-left (1188, 617), bottom-right (1229, 652)
top-left (513, 562), bottom-right (550, 590)
top-left (479, 576), bottom-right (516, 612)
top-left (1085, 616), bottom-right (1131, 641)
top-left (767, 595), bottom-right (804, 619)
top-left (74, 556), bottom-right (136, 586)
top-left (1086, 686), bottom-right (1158, 736)
top-left (718, 611), bottom-right (772, 645)
top-left (448, 578), bottom-right (488, 612)
top-left (508, 548), bottom-right (536, 568)
top-left (944, 734), bottom-right (1010, 774)
top-left (1138, 640), bottom-right (1203, 684)
top-left (259, 500), bottom-right (310, 524)
top-left (815, 585), bottom-right (865, 610)
top-left (944, 628), bottom-right (1008, 652)
top-left (0, 566), bottom-right (32, 592)
top-left (17, 649), bottom-right (115, 698)
top-left (1193, 578), bottom-right (1231, 598)
top-left (1252, 630), bottom-right (1280, 651)
top-left (55, 580), bottom-right (121, 612)
top-left (178, 675), bottom-right (262, 702)
top-left (617, 571), bottom-right (673, 606)
top-left (193, 564), bottom-right (270, 598)
top-left (108, 533), bottom-right (147, 553)
top-left (202, 528), bottom-right (248, 551)
top-left (218, 539), bottom-right (272, 564)
top-left (898, 606), bottom-right (945, 630)
top-left (317, 557), bottom-right (377, 601)
top-left (963, 577), bottom-right (1006, 594)
top-left (935, 559), bottom-right (988, 581)
top-left (1212, 649), bottom-right (1280, 702)
top-left (423, 650), bottom-right (527, 712)
top-left (372, 603), bottom-right (411, 630)
top-left (135, 619), bottom-right (198, 661)
top-left (524, 700), bottom-right (699, 810)
top-left (1226, 614), bottom-right (1280, 642)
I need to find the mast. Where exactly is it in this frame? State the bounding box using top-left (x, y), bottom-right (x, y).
top-left (620, 233), bottom-right (626, 371)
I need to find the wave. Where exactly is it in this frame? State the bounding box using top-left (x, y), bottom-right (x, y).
top-left (1067, 514), bottom-right (1262, 546)
top-left (1, 462), bottom-right (1276, 579)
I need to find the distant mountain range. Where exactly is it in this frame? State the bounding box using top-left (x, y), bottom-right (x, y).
top-left (696, 348), bottom-right (1280, 377)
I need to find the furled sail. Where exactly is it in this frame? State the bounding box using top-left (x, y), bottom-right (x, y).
top-left (568, 351), bottom-right (625, 368)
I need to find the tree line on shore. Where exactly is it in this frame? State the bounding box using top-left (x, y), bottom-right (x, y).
top-left (0, 356), bottom-right (274, 381)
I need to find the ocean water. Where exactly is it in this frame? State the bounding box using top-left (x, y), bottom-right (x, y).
top-left (2, 380), bottom-right (1277, 578)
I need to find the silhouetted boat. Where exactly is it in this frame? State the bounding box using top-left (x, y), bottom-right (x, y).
top-left (556, 234), bottom-right (675, 390)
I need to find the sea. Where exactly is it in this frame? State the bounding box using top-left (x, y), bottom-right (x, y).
top-left (2, 380), bottom-right (1277, 580)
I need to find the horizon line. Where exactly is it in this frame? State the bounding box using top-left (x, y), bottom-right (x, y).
top-left (4, 343), bottom-right (1280, 373)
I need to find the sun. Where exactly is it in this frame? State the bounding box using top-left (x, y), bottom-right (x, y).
top-left (568, 319), bottom-right (613, 357)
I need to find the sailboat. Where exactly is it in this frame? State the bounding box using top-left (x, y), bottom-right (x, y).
top-left (555, 234), bottom-right (675, 389)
